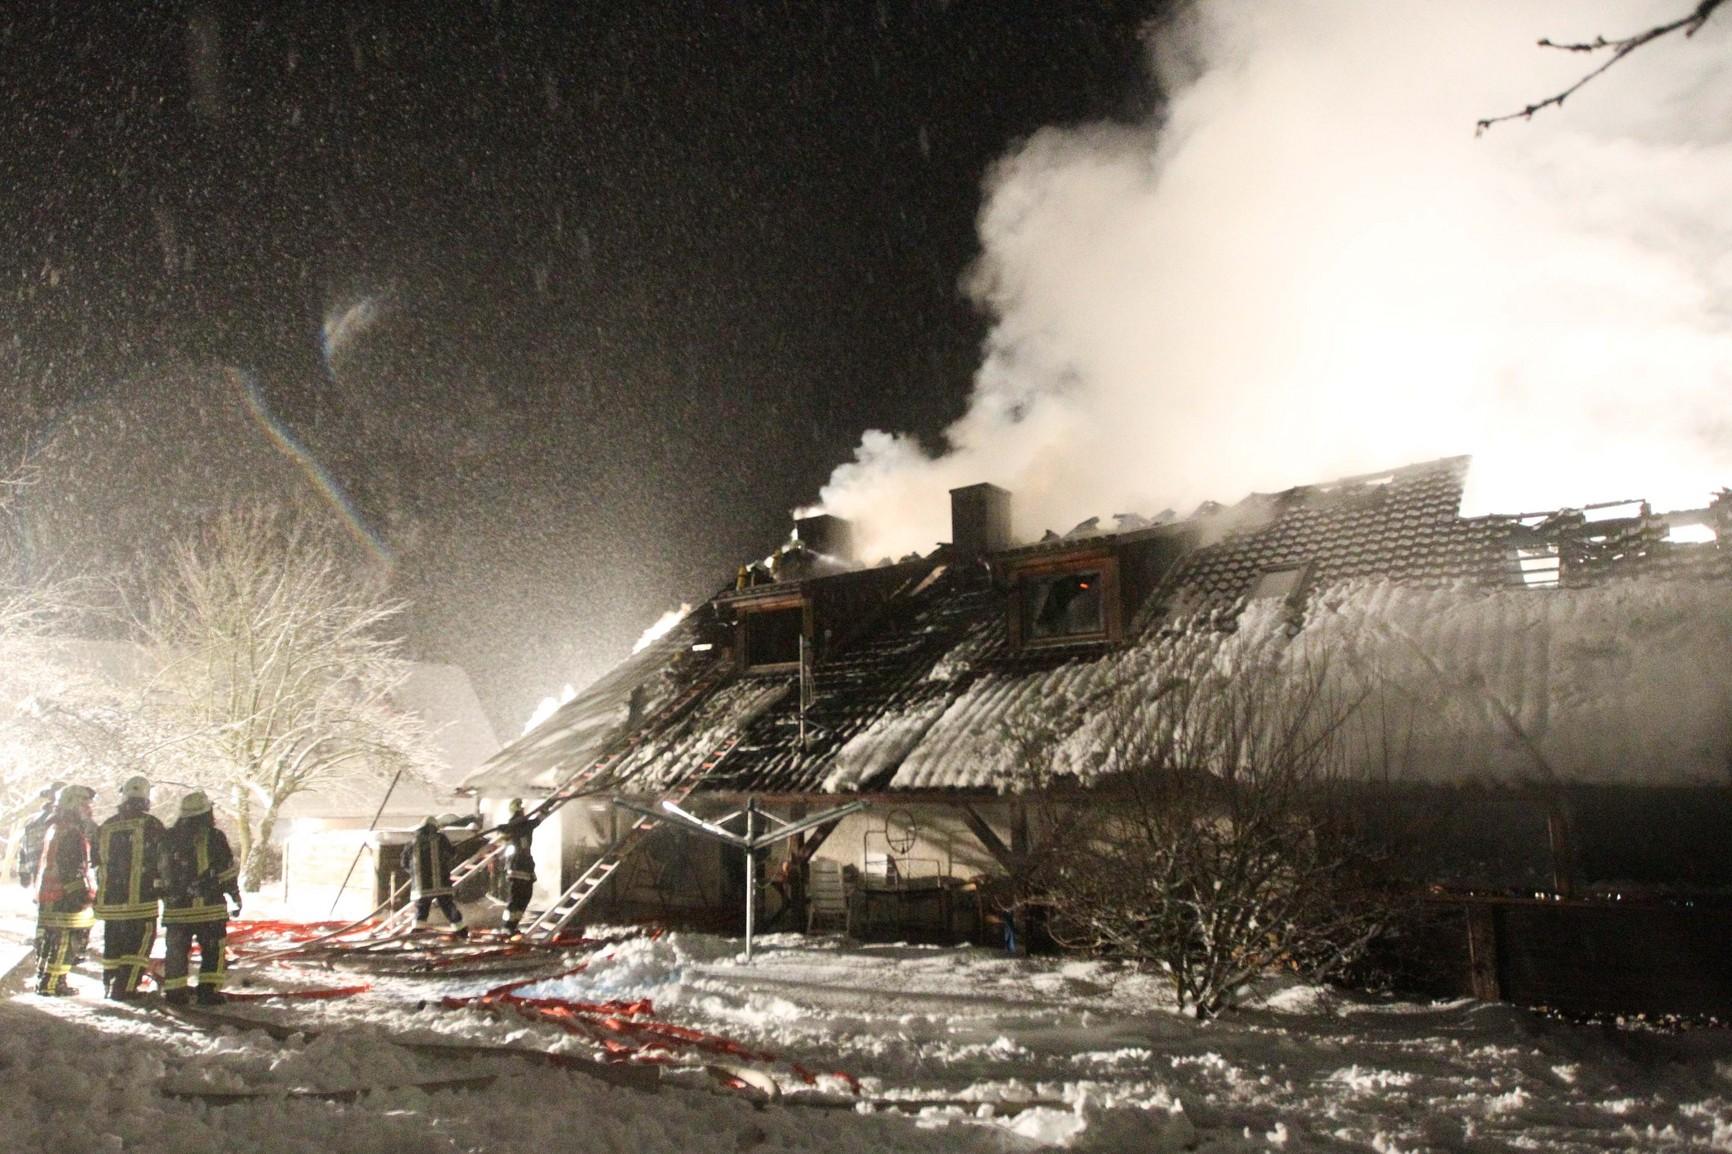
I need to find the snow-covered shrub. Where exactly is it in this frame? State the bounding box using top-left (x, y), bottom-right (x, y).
top-left (1018, 635), bottom-right (1399, 1019)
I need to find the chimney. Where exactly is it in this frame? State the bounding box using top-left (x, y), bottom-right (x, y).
top-left (793, 513), bottom-right (854, 561)
top-left (950, 483), bottom-right (1012, 564)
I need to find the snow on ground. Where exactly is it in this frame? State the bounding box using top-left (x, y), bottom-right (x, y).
top-left (3, 887), bottom-right (1732, 1152)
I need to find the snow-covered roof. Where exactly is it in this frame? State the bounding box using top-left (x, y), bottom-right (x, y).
top-left (460, 617), bottom-right (709, 794)
top-left (394, 662), bottom-right (500, 787)
top-left (470, 457), bottom-right (1732, 799)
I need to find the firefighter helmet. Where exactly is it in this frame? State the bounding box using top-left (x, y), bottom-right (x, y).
top-left (120, 775), bottom-right (152, 803)
top-left (179, 790), bottom-right (213, 817)
top-left (508, 798), bottom-right (524, 815)
top-left (55, 784), bottom-right (95, 812)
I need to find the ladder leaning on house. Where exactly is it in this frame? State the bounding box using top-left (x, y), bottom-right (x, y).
top-left (523, 730), bottom-right (744, 941)
top-left (370, 662), bottom-right (732, 939)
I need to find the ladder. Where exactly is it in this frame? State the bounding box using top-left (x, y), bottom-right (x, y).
top-left (524, 731), bottom-right (743, 940)
top-left (371, 661), bottom-right (731, 939)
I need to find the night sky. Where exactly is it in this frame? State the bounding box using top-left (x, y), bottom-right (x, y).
top-left (0, 2), bottom-right (1161, 731)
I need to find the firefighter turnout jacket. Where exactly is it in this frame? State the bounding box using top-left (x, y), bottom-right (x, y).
top-left (160, 813), bottom-right (240, 925)
top-left (402, 824), bottom-right (459, 898)
top-left (95, 799), bottom-right (165, 920)
top-left (500, 814), bottom-right (537, 883)
top-left (36, 813), bottom-right (98, 931)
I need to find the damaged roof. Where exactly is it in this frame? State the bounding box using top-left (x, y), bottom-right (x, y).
top-left (464, 457), bottom-right (1732, 799)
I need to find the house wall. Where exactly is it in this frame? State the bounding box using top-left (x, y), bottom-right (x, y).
top-left (803, 806), bottom-right (1001, 882)
top-left (277, 825), bottom-right (419, 919)
top-left (543, 795), bottom-right (1013, 938)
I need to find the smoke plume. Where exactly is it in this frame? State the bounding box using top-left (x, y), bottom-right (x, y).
top-left (814, 1), bottom-right (1732, 561)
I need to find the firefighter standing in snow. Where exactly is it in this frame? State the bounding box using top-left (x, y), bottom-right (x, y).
top-left (15, 781), bottom-right (66, 888)
top-left (494, 799), bottom-right (539, 935)
top-left (159, 790), bottom-right (241, 1004)
top-left (34, 785), bottom-right (98, 996)
top-left (403, 816), bottom-right (467, 934)
top-left (95, 775), bottom-right (165, 1000)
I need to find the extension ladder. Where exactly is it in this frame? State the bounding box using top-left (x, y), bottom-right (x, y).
top-left (372, 661), bottom-right (731, 939)
top-left (524, 731), bottom-right (743, 940)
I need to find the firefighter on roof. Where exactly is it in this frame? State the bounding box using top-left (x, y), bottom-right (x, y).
top-left (159, 790), bottom-right (241, 1005)
top-left (402, 815), bottom-right (467, 936)
top-left (35, 784), bottom-right (98, 996)
top-left (16, 780), bottom-right (66, 888)
top-left (95, 775), bottom-right (165, 1000)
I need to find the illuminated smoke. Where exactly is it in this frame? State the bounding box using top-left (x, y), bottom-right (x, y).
top-left (813, 1), bottom-right (1732, 561)
top-left (522, 685), bottom-right (576, 736)
top-left (632, 604), bottom-right (692, 654)
top-left (522, 603), bottom-right (691, 733)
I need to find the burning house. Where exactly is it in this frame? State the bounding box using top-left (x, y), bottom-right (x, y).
top-left (464, 456), bottom-right (1732, 1013)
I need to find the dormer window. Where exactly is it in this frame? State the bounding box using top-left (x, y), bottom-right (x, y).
top-left (1007, 552), bottom-right (1121, 649)
top-left (733, 593), bottom-right (807, 672)
top-left (1024, 571), bottom-right (1105, 641)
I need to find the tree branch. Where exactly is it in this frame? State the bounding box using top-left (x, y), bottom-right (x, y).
top-left (1476, 0), bottom-right (1724, 134)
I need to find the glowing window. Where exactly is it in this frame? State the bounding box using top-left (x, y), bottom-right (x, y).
top-left (1668, 523), bottom-right (1717, 545)
top-left (1022, 571), bottom-right (1105, 641)
top-left (1515, 546), bottom-right (1560, 588)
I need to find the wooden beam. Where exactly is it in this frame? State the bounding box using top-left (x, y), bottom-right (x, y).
top-left (790, 818), bottom-right (844, 865)
top-left (958, 804), bottom-right (1016, 873)
top-left (1465, 905), bottom-right (1502, 1002)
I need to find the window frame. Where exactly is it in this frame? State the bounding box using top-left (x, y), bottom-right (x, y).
top-left (732, 593), bottom-right (809, 673)
top-left (1007, 551), bottom-right (1122, 651)
top-left (1246, 561), bottom-right (1312, 603)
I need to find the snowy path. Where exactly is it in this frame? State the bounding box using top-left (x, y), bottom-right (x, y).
top-left (2, 911), bottom-right (1732, 1151)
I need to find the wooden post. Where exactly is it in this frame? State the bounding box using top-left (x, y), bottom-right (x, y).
top-left (1465, 904), bottom-right (1502, 1002)
top-left (1008, 799), bottom-right (1029, 956)
top-left (744, 798), bottom-right (758, 962)
top-left (788, 802), bottom-right (809, 928)
top-left (1546, 802), bottom-right (1575, 899)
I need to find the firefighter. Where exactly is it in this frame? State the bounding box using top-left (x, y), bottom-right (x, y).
top-left (159, 790), bottom-right (241, 1005)
top-left (95, 775), bottom-right (165, 1000)
top-left (16, 781), bottom-right (66, 888)
top-left (34, 784), bottom-right (98, 996)
top-left (494, 799), bottom-right (539, 936)
top-left (401, 815), bottom-right (467, 936)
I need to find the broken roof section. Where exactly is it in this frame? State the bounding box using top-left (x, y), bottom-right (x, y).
top-left (464, 456), bottom-right (1732, 799)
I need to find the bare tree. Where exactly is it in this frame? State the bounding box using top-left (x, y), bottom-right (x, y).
top-left (1478, 1), bottom-right (1725, 133)
top-left (0, 456), bottom-right (101, 832)
top-left (1018, 640), bottom-right (1398, 1019)
top-left (0, 582), bottom-right (100, 833)
top-left (133, 506), bottom-right (435, 890)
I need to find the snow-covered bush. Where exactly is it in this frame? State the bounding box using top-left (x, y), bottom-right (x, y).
top-left (1019, 638), bottom-right (1399, 1019)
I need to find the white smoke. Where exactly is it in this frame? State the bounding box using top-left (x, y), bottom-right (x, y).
top-left (522, 685), bottom-right (576, 736)
top-left (632, 603), bottom-right (692, 654)
top-left (814, 1), bottom-right (1732, 560)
